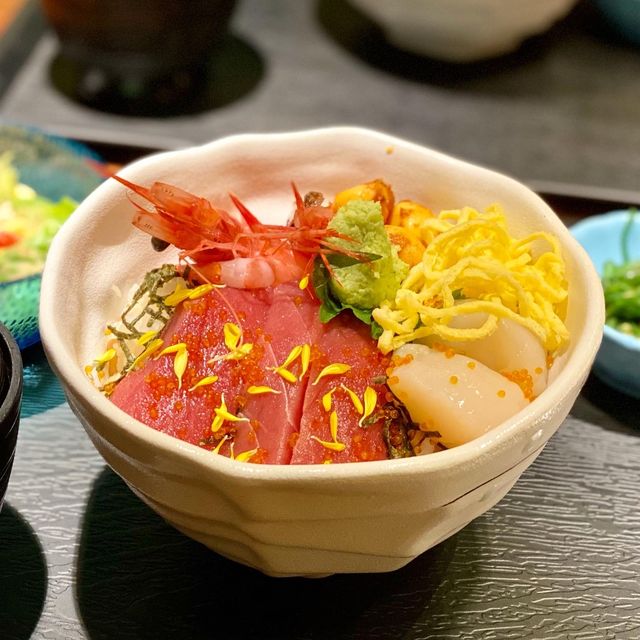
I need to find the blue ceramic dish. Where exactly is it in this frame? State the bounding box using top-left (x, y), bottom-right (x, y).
top-left (0, 125), bottom-right (105, 349)
top-left (571, 210), bottom-right (640, 398)
top-left (593, 0), bottom-right (640, 46)
top-left (0, 322), bottom-right (23, 510)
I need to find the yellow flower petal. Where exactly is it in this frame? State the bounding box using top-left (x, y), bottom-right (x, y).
top-left (94, 348), bottom-right (117, 365)
top-left (223, 322), bottom-right (242, 351)
top-left (359, 386), bottom-right (378, 427)
top-left (300, 344), bottom-right (311, 378)
top-left (211, 413), bottom-right (225, 433)
top-left (280, 345), bottom-right (303, 369)
top-left (132, 338), bottom-right (164, 369)
top-left (310, 436), bottom-right (346, 452)
top-left (298, 275), bottom-right (309, 290)
top-left (247, 385), bottom-right (281, 395)
top-left (274, 367), bottom-right (297, 383)
top-left (173, 348), bottom-right (188, 389)
top-left (329, 410), bottom-right (339, 442)
top-left (213, 394), bottom-right (249, 423)
top-left (189, 375), bottom-right (219, 391)
top-left (312, 363), bottom-right (351, 386)
top-left (157, 342), bottom-right (187, 357)
top-left (235, 448), bottom-right (258, 463)
top-left (322, 388), bottom-right (335, 412)
top-left (187, 283), bottom-right (215, 299)
top-left (212, 435), bottom-right (229, 454)
top-left (164, 287), bottom-right (193, 307)
top-left (341, 384), bottom-right (363, 415)
top-left (137, 330), bottom-right (158, 346)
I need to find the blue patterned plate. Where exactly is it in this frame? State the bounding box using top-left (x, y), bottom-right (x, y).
top-left (0, 126), bottom-right (105, 349)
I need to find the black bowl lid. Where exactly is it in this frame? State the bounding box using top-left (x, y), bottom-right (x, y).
top-left (0, 322), bottom-right (23, 430)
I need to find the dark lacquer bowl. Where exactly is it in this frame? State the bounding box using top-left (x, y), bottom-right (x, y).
top-left (0, 322), bottom-right (23, 510)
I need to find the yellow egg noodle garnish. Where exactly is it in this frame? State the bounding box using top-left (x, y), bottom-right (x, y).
top-left (374, 204), bottom-right (569, 355)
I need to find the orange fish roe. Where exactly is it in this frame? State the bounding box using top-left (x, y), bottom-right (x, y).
top-left (288, 431), bottom-right (300, 449)
top-left (144, 371), bottom-right (178, 401)
top-left (385, 352), bottom-right (414, 377)
top-left (449, 375), bottom-right (458, 385)
top-left (497, 389), bottom-right (506, 398)
top-left (534, 366), bottom-right (543, 375)
top-left (501, 368), bottom-right (534, 401)
top-left (387, 375), bottom-right (399, 385)
top-left (467, 361), bottom-right (476, 370)
top-left (546, 354), bottom-right (555, 369)
top-left (431, 342), bottom-right (456, 359)
top-left (249, 448), bottom-right (268, 464)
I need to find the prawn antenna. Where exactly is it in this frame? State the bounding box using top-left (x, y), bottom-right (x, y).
top-left (228, 193), bottom-right (262, 230)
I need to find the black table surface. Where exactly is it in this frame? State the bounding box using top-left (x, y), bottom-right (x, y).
top-left (1, 1), bottom-right (640, 638)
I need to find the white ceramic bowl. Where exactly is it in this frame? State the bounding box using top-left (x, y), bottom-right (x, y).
top-left (40, 127), bottom-right (603, 576)
top-left (350, 0), bottom-right (580, 61)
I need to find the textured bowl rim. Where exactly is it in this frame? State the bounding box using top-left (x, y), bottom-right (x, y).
top-left (571, 209), bottom-right (640, 353)
top-left (40, 126), bottom-right (604, 483)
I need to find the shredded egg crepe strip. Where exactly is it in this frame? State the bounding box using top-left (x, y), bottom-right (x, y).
top-left (373, 205), bottom-right (569, 355)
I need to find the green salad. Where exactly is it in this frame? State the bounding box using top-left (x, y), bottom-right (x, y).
top-left (0, 153), bottom-right (76, 282)
top-left (602, 210), bottom-right (640, 338)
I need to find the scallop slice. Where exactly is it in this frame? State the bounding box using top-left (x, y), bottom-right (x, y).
top-left (422, 312), bottom-right (548, 398)
top-left (389, 343), bottom-right (528, 449)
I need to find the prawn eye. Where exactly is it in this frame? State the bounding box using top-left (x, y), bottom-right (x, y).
top-left (304, 191), bottom-right (324, 207)
top-left (151, 237), bottom-right (170, 252)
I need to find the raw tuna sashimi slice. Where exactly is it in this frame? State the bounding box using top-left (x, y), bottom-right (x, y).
top-left (236, 283), bottom-right (320, 464)
top-left (110, 287), bottom-right (272, 448)
top-left (291, 314), bottom-right (391, 465)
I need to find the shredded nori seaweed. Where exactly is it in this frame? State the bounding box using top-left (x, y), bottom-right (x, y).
top-left (106, 264), bottom-right (182, 374)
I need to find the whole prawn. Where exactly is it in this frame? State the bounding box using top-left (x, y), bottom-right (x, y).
top-left (114, 176), bottom-right (364, 289)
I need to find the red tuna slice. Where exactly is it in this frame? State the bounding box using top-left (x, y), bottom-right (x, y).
top-left (235, 283), bottom-right (320, 464)
top-left (291, 314), bottom-right (392, 465)
top-left (110, 286), bottom-right (272, 449)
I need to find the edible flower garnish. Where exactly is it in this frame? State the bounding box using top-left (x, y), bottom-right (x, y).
top-left (359, 386), bottom-right (377, 427)
top-left (341, 384), bottom-right (363, 415)
top-left (312, 363), bottom-right (351, 385)
top-left (311, 410), bottom-right (346, 452)
top-left (94, 348), bottom-right (117, 366)
top-left (247, 385), bottom-right (281, 395)
top-left (189, 375), bottom-right (219, 391)
top-left (131, 338), bottom-right (164, 369)
top-left (235, 448), bottom-right (258, 462)
top-left (211, 393), bottom-right (248, 433)
top-left (322, 388), bottom-right (335, 412)
top-left (156, 342), bottom-right (188, 389)
top-left (269, 344), bottom-right (310, 383)
top-left (136, 330), bottom-right (158, 346)
top-left (210, 322), bottom-right (254, 363)
top-left (164, 282), bottom-right (217, 306)
top-left (212, 435), bottom-right (229, 454)
top-left (300, 344), bottom-right (311, 378)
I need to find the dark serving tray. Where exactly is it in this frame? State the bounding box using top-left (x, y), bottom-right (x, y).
top-left (1, 136), bottom-right (638, 640)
